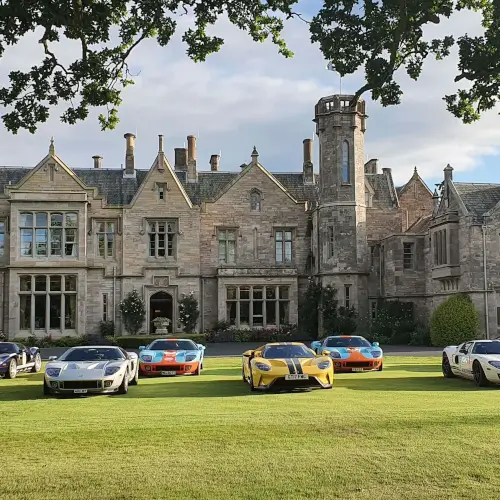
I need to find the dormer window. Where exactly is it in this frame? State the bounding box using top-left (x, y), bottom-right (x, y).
top-left (250, 190), bottom-right (261, 212)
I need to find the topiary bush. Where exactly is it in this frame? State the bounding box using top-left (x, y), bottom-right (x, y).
top-left (429, 294), bottom-right (480, 347)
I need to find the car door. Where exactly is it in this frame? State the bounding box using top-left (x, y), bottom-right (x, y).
top-left (119, 348), bottom-right (133, 378)
top-left (458, 342), bottom-right (474, 378)
top-left (15, 344), bottom-right (27, 366)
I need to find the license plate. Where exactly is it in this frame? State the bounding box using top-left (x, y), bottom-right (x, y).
top-left (285, 374), bottom-right (309, 380)
top-left (74, 389), bottom-right (87, 394)
top-left (161, 371), bottom-right (177, 376)
top-left (352, 368), bottom-right (365, 372)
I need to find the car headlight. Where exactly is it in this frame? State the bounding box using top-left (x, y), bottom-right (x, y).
top-left (45, 368), bottom-right (61, 377)
top-left (328, 351), bottom-right (341, 359)
top-left (141, 355), bottom-right (152, 362)
top-left (318, 361), bottom-right (331, 370)
top-left (488, 361), bottom-right (500, 369)
top-left (185, 354), bottom-right (197, 362)
top-left (371, 350), bottom-right (382, 358)
top-left (104, 366), bottom-right (121, 376)
top-left (255, 362), bottom-right (271, 371)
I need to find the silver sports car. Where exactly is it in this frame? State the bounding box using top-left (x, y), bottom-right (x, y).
top-left (44, 345), bottom-right (139, 396)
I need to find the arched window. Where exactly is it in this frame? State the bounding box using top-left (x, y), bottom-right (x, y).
top-left (250, 190), bottom-right (261, 211)
top-left (342, 141), bottom-right (349, 183)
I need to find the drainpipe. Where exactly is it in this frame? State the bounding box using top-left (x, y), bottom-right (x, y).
top-left (113, 265), bottom-right (117, 327)
top-left (200, 278), bottom-right (204, 333)
top-left (482, 224), bottom-right (489, 339)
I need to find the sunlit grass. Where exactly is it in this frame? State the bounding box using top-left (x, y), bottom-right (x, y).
top-left (0, 357), bottom-right (499, 500)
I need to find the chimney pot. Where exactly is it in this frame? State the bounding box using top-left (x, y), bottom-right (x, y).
top-left (158, 134), bottom-right (164, 153)
top-left (123, 133), bottom-right (136, 177)
top-left (444, 163), bottom-right (453, 181)
top-left (382, 167), bottom-right (392, 174)
top-left (92, 155), bottom-right (103, 169)
top-left (187, 135), bottom-right (196, 162)
top-left (303, 138), bottom-right (313, 164)
top-left (302, 139), bottom-right (314, 185)
top-left (209, 154), bottom-right (220, 172)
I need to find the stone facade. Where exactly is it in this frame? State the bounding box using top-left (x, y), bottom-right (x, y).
top-left (0, 94), bottom-right (498, 339)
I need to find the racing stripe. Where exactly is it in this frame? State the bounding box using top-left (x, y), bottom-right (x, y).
top-left (292, 359), bottom-right (303, 374)
top-left (285, 359), bottom-right (296, 374)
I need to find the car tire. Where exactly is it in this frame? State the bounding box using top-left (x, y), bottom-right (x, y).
top-left (116, 372), bottom-right (129, 395)
top-left (5, 359), bottom-right (17, 379)
top-left (43, 379), bottom-right (52, 396)
top-left (442, 355), bottom-right (455, 378)
top-left (129, 366), bottom-right (139, 386)
top-left (31, 353), bottom-right (42, 373)
top-left (377, 363), bottom-right (383, 372)
top-left (248, 371), bottom-right (257, 392)
top-left (473, 360), bottom-right (489, 387)
top-left (242, 366), bottom-right (246, 382)
top-left (193, 363), bottom-right (201, 376)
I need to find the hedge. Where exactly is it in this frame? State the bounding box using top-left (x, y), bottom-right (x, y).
top-left (110, 334), bottom-right (206, 349)
top-left (430, 294), bottom-right (480, 346)
top-left (205, 324), bottom-right (307, 343)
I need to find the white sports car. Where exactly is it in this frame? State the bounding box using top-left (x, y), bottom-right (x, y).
top-left (442, 339), bottom-right (500, 387)
top-left (44, 345), bottom-right (139, 396)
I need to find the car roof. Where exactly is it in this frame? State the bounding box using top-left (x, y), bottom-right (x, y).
top-left (149, 338), bottom-right (195, 342)
top-left (263, 342), bottom-right (306, 347)
top-left (325, 335), bottom-right (365, 339)
top-left (67, 345), bottom-right (121, 349)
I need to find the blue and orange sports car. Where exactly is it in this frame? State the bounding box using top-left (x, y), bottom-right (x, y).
top-left (138, 338), bottom-right (205, 376)
top-left (311, 335), bottom-right (383, 372)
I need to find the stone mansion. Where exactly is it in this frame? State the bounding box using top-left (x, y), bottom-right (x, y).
top-left (0, 93), bottom-right (499, 339)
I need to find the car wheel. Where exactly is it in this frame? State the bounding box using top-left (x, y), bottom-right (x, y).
top-left (117, 372), bottom-right (129, 394)
top-left (473, 361), bottom-right (489, 387)
top-left (193, 363), bottom-right (201, 376)
top-left (442, 355), bottom-right (455, 378)
top-left (129, 366), bottom-right (139, 386)
top-left (31, 353), bottom-right (42, 373)
top-left (5, 359), bottom-right (17, 379)
top-left (242, 366), bottom-right (246, 382)
top-left (43, 379), bottom-right (52, 396)
top-left (248, 371), bottom-right (257, 392)
top-left (377, 363), bottom-right (383, 372)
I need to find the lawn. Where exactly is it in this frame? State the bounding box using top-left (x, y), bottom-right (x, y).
top-left (1, 356), bottom-right (499, 500)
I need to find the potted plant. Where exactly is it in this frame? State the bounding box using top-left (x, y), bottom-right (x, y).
top-left (153, 317), bottom-right (171, 334)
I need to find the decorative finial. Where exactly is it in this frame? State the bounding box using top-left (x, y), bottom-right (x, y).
top-left (251, 146), bottom-right (258, 156)
top-left (444, 163), bottom-right (453, 171)
top-left (49, 136), bottom-right (55, 155)
top-left (251, 146), bottom-right (259, 165)
top-left (432, 188), bottom-right (439, 199)
top-left (414, 166), bottom-right (418, 174)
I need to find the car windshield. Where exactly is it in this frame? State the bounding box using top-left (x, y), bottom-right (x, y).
top-left (262, 345), bottom-right (314, 359)
top-left (59, 347), bottom-right (125, 362)
top-left (325, 337), bottom-right (372, 348)
top-left (148, 340), bottom-right (197, 351)
top-left (0, 343), bottom-right (16, 354)
top-left (473, 341), bottom-right (500, 355)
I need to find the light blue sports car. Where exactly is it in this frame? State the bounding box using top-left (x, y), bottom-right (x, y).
top-left (310, 335), bottom-right (383, 372)
top-left (138, 338), bottom-right (206, 376)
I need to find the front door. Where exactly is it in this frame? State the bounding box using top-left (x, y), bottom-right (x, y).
top-left (149, 291), bottom-right (173, 334)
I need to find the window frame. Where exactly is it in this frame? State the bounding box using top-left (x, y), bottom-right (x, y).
top-left (344, 284), bottom-right (351, 309)
top-left (0, 219), bottom-right (5, 257)
top-left (18, 274), bottom-right (78, 333)
top-left (327, 226), bottom-right (334, 259)
top-left (96, 220), bottom-right (116, 259)
top-left (341, 140), bottom-right (350, 184)
top-left (218, 228), bottom-right (237, 264)
top-left (274, 228), bottom-right (293, 264)
top-left (19, 211), bottom-right (78, 259)
top-left (225, 284), bottom-right (290, 328)
top-left (250, 190), bottom-right (262, 212)
top-left (403, 242), bottom-right (415, 270)
top-left (147, 219), bottom-right (177, 259)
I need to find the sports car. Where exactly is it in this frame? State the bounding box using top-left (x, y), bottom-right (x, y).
top-left (442, 339), bottom-right (500, 387)
top-left (241, 342), bottom-right (334, 391)
top-left (43, 345), bottom-right (139, 396)
top-left (0, 342), bottom-right (42, 379)
top-left (311, 335), bottom-right (383, 372)
top-left (139, 338), bottom-right (205, 376)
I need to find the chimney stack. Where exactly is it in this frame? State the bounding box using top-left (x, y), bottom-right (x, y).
top-left (92, 155), bottom-right (103, 169)
top-left (302, 139), bottom-right (314, 184)
top-left (157, 135), bottom-right (165, 171)
top-left (123, 133), bottom-right (136, 177)
top-left (444, 164), bottom-right (453, 182)
top-left (210, 154), bottom-right (220, 172)
top-left (186, 135), bottom-right (197, 183)
top-left (251, 146), bottom-right (259, 166)
top-left (174, 148), bottom-right (188, 170)
top-left (364, 159), bottom-right (379, 174)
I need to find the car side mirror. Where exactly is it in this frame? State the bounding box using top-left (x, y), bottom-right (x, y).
top-left (372, 342), bottom-right (379, 347)
top-left (197, 344), bottom-right (205, 350)
top-left (139, 346), bottom-right (145, 351)
top-left (48, 356), bottom-right (58, 361)
top-left (322, 350), bottom-right (331, 356)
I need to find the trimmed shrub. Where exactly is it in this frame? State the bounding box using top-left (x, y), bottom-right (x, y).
top-left (178, 292), bottom-right (200, 333)
top-left (99, 320), bottom-right (115, 337)
top-left (368, 299), bottom-right (415, 345)
top-left (204, 324), bottom-right (304, 343)
top-left (119, 288), bottom-right (146, 335)
top-left (430, 294), bottom-right (480, 347)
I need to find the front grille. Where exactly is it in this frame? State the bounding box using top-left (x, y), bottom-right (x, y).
top-left (154, 365), bottom-right (182, 371)
top-left (273, 377), bottom-right (321, 388)
top-left (345, 362), bottom-right (372, 368)
top-left (61, 380), bottom-right (102, 389)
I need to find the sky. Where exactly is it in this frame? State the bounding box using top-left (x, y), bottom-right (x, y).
top-left (0, 2), bottom-right (498, 188)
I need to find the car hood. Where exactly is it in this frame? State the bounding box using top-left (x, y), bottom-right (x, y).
top-left (478, 354), bottom-right (500, 362)
top-left (139, 350), bottom-right (199, 363)
top-left (0, 353), bottom-right (14, 362)
top-left (254, 357), bottom-right (328, 370)
top-left (45, 360), bottom-right (125, 379)
top-left (324, 347), bottom-right (383, 360)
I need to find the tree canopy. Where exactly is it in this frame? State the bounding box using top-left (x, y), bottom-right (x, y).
top-left (0, 0), bottom-right (497, 134)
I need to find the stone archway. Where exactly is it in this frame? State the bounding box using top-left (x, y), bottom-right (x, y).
top-left (149, 291), bottom-right (173, 334)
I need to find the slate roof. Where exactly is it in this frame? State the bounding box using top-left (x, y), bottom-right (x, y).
top-left (406, 215), bottom-right (432, 234)
top-left (454, 182), bottom-right (500, 220)
top-left (366, 173), bottom-right (394, 208)
top-left (0, 166), bottom-right (321, 206)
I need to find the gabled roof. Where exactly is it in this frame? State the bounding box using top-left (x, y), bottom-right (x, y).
top-left (454, 182), bottom-right (500, 221)
top-left (365, 173), bottom-right (395, 209)
top-left (406, 215), bottom-right (432, 233)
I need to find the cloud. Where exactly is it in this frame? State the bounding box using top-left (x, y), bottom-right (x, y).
top-left (0, 4), bottom-right (497, 189)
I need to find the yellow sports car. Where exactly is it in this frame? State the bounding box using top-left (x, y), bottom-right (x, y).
top-left (241, 342), bottom-right (334, 391)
